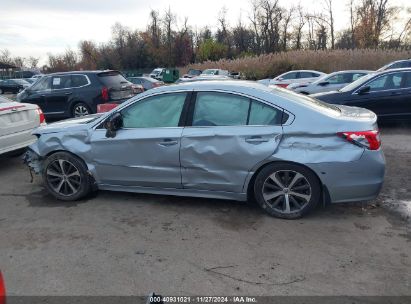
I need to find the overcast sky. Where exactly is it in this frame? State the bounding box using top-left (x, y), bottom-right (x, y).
top-left (0, 0), bottom-right (409, 65)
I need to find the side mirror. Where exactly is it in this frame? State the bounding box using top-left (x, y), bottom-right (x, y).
top-left (318, 81), bottom-right (329, 86)
top-left (104, 112), bottom-right (123, 138)
top-left (277, 77), bottom-right (284, 81)
top-left (357, 86), bottom-right (370, 95)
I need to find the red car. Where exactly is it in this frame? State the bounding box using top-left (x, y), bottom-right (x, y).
top-left (0, 271), bottom-right (5, 304)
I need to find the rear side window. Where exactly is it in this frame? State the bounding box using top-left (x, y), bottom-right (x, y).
top-left (192, 92), bottom-right (283, 126)
top-left (193, 92), bottom-right (249, 126)
top-left (98, 72), bottom-right (128, 87)
top-left (71, 75), bottom-right (89, 87)
top-left (299, 72), bottom-right (315, 78)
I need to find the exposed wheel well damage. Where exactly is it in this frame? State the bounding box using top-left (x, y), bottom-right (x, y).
top-left (246, 160), bottom-right (326, 205)
top-left (46, 150), bottom-right (98, 190)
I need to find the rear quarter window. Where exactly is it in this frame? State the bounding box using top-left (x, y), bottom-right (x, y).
top-left (97, 72), bottom-right (128, 87)
top-left (71, 75), bottom-right (89, 87)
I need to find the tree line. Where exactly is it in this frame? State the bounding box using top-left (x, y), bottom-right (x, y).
top-left (1, 0), bottom-right (411, 73)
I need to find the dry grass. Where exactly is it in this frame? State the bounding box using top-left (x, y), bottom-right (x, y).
top-left (183, 49), bottom-right (411, 80)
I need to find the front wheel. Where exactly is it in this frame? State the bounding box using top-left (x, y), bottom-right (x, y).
top-left (42, 152), bottom-right (92, 201)
top-left (253, 163), bottom-right (321, 219)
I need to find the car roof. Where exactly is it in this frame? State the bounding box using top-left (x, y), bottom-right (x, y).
top-left (375, 67), bottom-right (411, 74)
top-left (46, 70), bottom-right (120, 76)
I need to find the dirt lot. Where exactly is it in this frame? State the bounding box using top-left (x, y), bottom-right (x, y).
top-left (0, 124), bottom-right (410, 296)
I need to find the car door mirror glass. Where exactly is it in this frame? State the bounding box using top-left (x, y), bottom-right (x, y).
top-left (104, 112), bottom-right (123, 138)
top-left (357, 86), bottom-right (370, 95)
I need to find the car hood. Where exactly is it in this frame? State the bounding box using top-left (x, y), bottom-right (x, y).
top-left (33, 114), bottom-right (103, 135)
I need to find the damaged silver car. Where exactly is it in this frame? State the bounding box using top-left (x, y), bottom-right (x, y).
top-left (24, 81), bottom-right (385, 219)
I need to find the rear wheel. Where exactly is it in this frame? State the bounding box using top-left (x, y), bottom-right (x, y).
top-left (43, 152), bottom-right (92, 201)
top-left (72, 102), bottom-right (91, 117)
top-left (253, 163), bottom-right (321, 219)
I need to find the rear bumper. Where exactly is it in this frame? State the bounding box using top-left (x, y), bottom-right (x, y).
top-left (307, 150), bottom-right (385, 203)
top-left (0, 129), bottom-right (37, 155)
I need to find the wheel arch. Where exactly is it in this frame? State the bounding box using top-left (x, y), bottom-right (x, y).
top-left (44, 149), bottom-right (97, 188)
top-left (246, 160), bottom-right (328, 204)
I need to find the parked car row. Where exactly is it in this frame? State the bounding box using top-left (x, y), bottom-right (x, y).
top-left (16, 70), bottom-right (143, 119)
top-left (0, 79), bottom-right (31, 94)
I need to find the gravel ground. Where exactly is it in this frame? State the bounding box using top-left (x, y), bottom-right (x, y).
top-left (0, 123), bottom-right (410, 297)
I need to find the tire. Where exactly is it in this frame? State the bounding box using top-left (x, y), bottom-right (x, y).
top-left (71, 102), bottom-right (91, 118)
top-left (253, 162), bottom-right (321, 219)
top-left (42, 152), bottom-right (92, 201)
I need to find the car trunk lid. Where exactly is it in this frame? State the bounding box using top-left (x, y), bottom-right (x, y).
top-left (0, 102), bottom-right (39, 137)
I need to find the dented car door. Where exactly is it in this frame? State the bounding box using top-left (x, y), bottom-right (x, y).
top-left (90, 92), bottom-right (188, 188)
top-left (180, 91), bottom-right (284, 193)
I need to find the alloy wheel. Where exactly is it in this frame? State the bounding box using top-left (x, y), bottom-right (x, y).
top-left (46, 159), bottom-right (82, 196)
top-left (262, 170), bottom-right (312, 214)
top-left (73, 105), bottom-right (89, 117)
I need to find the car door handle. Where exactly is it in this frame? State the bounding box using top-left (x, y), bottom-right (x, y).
top-left (390, 91), bottom-right (402, 96)
top-left (245, 136), bottom-right (269, 143)
top-left (65, 92), bottom-right (73, 95)
top-left (158, 139), bottom-right (178, 146)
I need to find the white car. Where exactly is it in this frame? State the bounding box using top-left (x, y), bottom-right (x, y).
top-left (288, 70), bottom-right (371, 95)
top-left (258, 70), bottom-right (326, 87)
top-left (0, 96), bottom-right (46, 155)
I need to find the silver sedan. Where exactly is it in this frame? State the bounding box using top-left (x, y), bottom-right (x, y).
top-left (24, 81), bottom-right (385, 219)
top-left (288, 70), bottom-right (371, 95)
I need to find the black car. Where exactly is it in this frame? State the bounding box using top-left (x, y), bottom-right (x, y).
top-left (0, 79), bottom-right (31, 94)
top-left (17, 70), bottom-right (138, 118)
top-left (128, 76), bottom-right (164, 90)
top-left (378, 59), bottom-right (411, 71)
top-left (312, 68), bottom-right (411, 121)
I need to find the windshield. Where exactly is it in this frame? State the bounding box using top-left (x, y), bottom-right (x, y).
top-left (339, 73), bottom-right (376, 92)
top-left (202, 69), bottom-right (217, 75)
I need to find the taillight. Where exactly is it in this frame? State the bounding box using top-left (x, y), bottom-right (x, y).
top-left (36, 107), bottom-right (46, 125)
top-left (0, 271), bottom-right (5, 304)
top-left (101, 87), bottom-right (109, 101)
top-left (337, 130), bottom-right (381, 150)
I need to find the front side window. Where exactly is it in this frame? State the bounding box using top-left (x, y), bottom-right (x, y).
top-left (193, 92), bottom-right (249, 126)
top-left (121, 93), bottom-right (186, 128)
top-left (367, 73), bottom-right (404, 92)
top-left (327, 74), bottom-right (347, 84)
top-left (280, 72), bottom-right (298, 80)
top-left (31, 76), bottom-right (50, 91)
